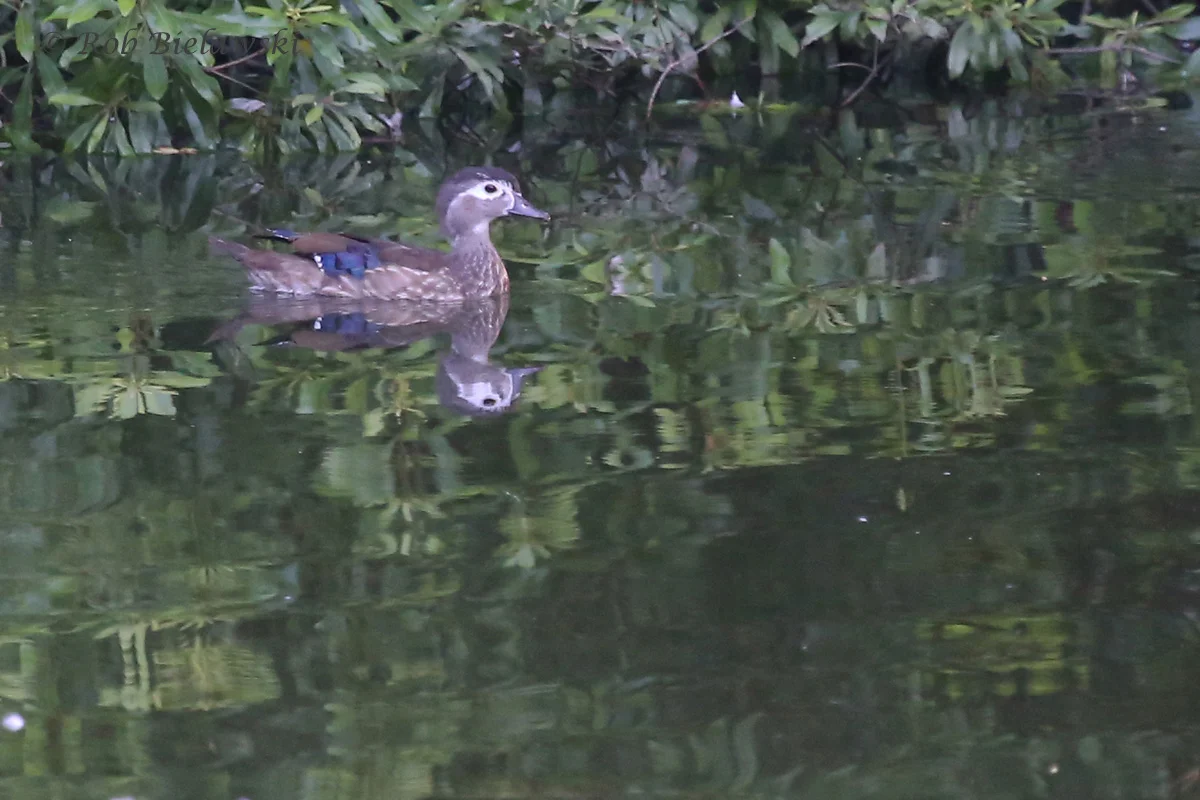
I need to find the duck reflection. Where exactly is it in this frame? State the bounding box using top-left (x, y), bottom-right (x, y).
top-left (210, 294), bottom-right (540, 416)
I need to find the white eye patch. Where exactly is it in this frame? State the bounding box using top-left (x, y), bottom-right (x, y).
top-left (458, 376), bottom-right (514, 410)
top-left (463, 181), bottom-right (511, 200)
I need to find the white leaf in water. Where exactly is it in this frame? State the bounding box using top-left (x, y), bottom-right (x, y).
top-left (730, 91), bottom-right (745, 109)
top-left (230, 98), bottom-right (266, 114)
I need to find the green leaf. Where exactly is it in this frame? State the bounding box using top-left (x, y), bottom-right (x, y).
top-left (15, 3), bottom-right (34, 61)
top-left (947, 23), bottom-right (974, 76)
top-left (342, 73), bottom-right (388, 96)
top-left (323, 114), bottom-right (351, 150)
top-left (305, 104), bottom-right (324, 124)
top-left (174, 58), bottom-right (222, 110)
top-left (763, 11), bottom-right (799, 57)
top-left (108, 120), bottom-right (135, 155)
top-left (802, 11), bottom-right (841, 47)
top-left (119, 0), bottom-right (136, 14)
top-left (300, 11), bottom-right (354, 28)
top-left (181, 97), bottom-right (215, 149)
top-left (356, 0), bottom-right (401, 42)
top-left (8, 69), bottom-right (38, 151)
top-left (866, 243), bottom-right (887, 279)
top-left (144, 56), bottom-right (169, 100)
top-left (768, 238), bottom-right (792, 284)
top-left (64, 118), bottom-right (99, 152)
top-left (919, 17), bottom-right (948, 39)
top-left (326, 109), bottom-right (362, 150)
top-left (87, 112), bottom-right (110, 152)
top-left (700, 7), bottom-right (731, 42)
top-left (48, 92), bottom-right (102, 106)
top-left (986, 30), bottom-right (1001, 66)
top-left (1003, 28), bottom-right (1023, 56)
top-left (1169, 17), bottom-right (1200, 41)
top-left (341, 101), bottom-right (385, 132)
top-left (419, 74), bottom-right (442, 118)
top-left (800, 227), bottom-right (835, 270)
top-left (45, 199), bottom-right (98, 223)
top-left (1154, 3), bottom-right (1195, 22)
top-left (127, 111), bottom-right (155, 152)
top-left (1083, 14), bottom-right (1126, 30)
top-left (1185, 47), bottom-right (1200, 75)
top-left (865, 17), bottom-right (887, 42)
top-left (669, 3), bottom-right (700, 34)
top-left (623, 294), bottom-right (656, 308)
top-left (839, 10), bottom-right (861, 39)
top-left (385, 72), bottom-right (419, 92)
top-left (310, 33), bottom-right (347, 71)
top-left (35, 53), bottom-right (68, 99)
top-left (1100, 46), bottom-right (1117, 86)
top-left (67, 0), bottom-right (107, 28)
top-left (1008, 55), bottom-right (1029, 82)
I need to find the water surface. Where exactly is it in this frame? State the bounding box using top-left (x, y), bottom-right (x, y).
top-left (4, 99), bottom-right (1200, 799)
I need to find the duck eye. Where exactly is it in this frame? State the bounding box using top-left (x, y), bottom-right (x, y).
top-left (483, 183), bottom-right (498, 194)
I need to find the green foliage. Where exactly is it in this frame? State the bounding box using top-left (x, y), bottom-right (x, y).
top-left (1081, 2), bottom-right (1199, 86)
top-left (3, 0), bottom-right (1199, 154)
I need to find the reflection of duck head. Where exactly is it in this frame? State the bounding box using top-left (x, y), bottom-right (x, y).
top-left (210, 293), bottom-right (539, 416)
top-left (436, 354), bottom-right (541, 416)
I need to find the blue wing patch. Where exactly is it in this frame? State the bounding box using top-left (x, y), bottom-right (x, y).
top-left (313, 313), bottom-right (379, 336)
top-left (313, 243), bottom-right (383, 279)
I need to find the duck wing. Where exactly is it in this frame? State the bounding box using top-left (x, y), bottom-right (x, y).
top-left (258, 229), bottom-right (449, 275)
top-left (210, 236), bottom-right (466, 301)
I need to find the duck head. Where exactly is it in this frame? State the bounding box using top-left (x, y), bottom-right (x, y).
top-left (435, 166), bottom-right (549, 242)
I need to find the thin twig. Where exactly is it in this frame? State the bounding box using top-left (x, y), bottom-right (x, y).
top-left (553, 31), bottom-right (633, 56)
top-left (1043, 43), bottom-right (1179, 63)
top-left (1128, 44), bottom-right (1179, 63)
top-left (205, 48), bottom-right (265, 73)
top-left (208, 71), bottom-right (259, 93)
top-left (1043, 45), bottom-right (1115, 54)
top-left (828, 61), bottom-right (874, 71)
top-left (203, 48), bottom-right (266, 92)
top-left (840, 40), bottom-right (880, 107)
top-left (645, 17), bottom-right (750, 120)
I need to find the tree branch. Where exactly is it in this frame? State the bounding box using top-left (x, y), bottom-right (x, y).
top-left (205, 48), bottom-right (265, 74)
top-left (1043, 43), bottom-right (1179, 63)
top-left (840, 40), bottom-right (880, 107)
top-left (646, 18), bottom-right (750, 120)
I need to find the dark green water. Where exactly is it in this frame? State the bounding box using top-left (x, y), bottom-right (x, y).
top-left (5, 97), bottom-right (1200, 799)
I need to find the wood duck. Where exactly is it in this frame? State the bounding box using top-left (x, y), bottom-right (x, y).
top-left (208, 166), bottom-right (549, 301)
top-left (209, 293), bottom-right (540, 415)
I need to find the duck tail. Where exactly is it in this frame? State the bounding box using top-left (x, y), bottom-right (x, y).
top-left (254, 228), bottom-right (299, 243)
top-left (208, 236), bottom-right (254, 261)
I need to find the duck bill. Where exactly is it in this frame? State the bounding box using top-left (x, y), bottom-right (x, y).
top-left (509, 366), bottom-right (543, 391)
top-left (508, 195), bottom-right (550, 220)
